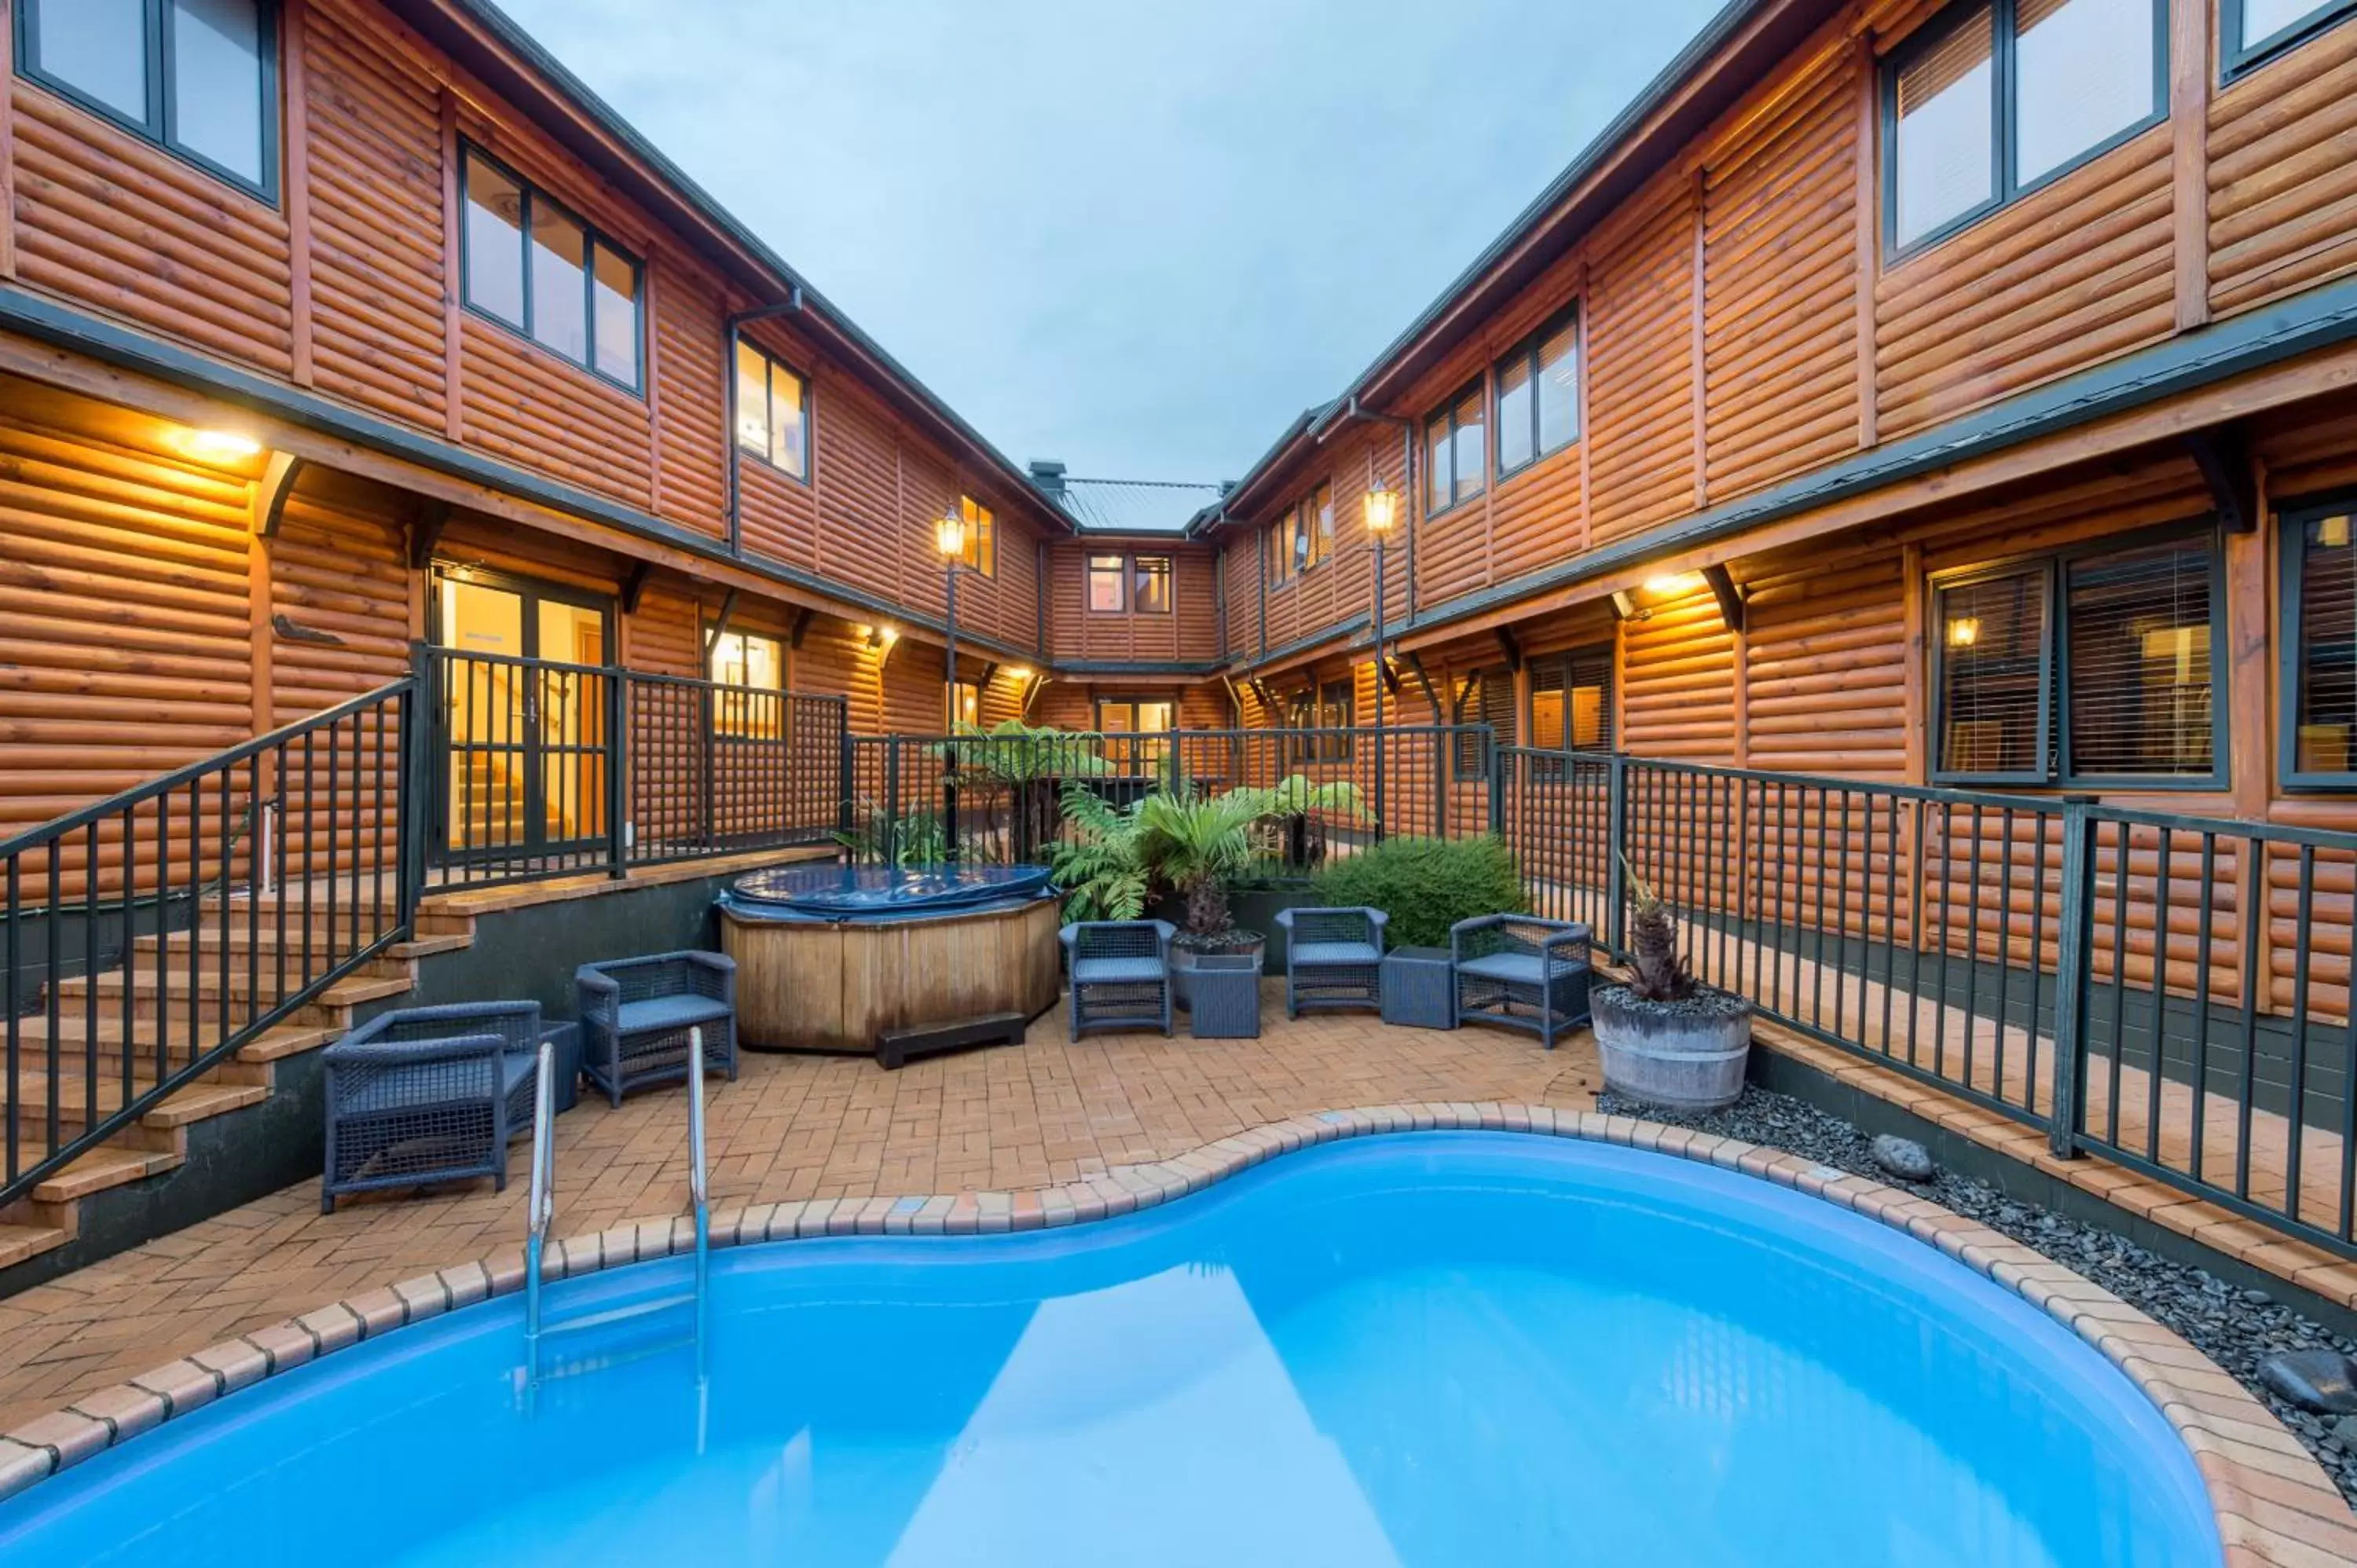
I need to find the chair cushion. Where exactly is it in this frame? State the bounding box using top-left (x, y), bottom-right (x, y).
top-left (1457, 952), bottom-right (1583, 987)
top-left (614, 994), bottom-right (733, 1036)
top-left (1290, 941), bottom-right (1381, 969)
top-left (1072, 956), bottom-right (1166, 985)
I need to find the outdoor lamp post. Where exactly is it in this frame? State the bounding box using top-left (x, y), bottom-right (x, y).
top-left (1363, 485), bottom-right (1398, 838)
top-left (935, 507), bottom-right (966, 733)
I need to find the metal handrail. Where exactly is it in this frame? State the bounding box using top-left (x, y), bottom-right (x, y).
top-left (687, 1024), bottom-right (709, 1380)
top-left (522, 1038), bottom-right (556, 1392)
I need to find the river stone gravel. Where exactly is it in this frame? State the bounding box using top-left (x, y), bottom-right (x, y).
top-left (1596, 1084), bottom-right (2357, 1506)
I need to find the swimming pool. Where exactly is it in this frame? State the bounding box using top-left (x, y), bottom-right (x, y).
top-left (0, 1133), bottom-right (2220, 1567)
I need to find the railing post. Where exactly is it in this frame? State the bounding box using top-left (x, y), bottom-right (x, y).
top-left (1486, 726), bottom-right (1505, 840)
top-left (2047, 794), bottom-right (2099, 1158)
top-left (405, 641), bottom-right (434, 907)
top-left (883, 739), bottom-right (902, 866)
top-left (837, 721), bottom-right (856, 841)
top-left (1605, 751), bottom-right (1629, 955)
top-left (605, 666), bottom-right (629, 880)
top-left (944, 735), bottom-right (961, 864)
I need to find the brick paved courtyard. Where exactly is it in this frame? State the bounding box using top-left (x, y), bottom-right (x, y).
top-left (0, 994), bottom-right (1601, 1433)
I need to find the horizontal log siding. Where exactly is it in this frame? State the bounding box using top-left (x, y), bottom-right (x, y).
top-left (268, 477), bottom-right (410, 720)
top-left (456, 314), bottom-right (654, 511)
top-left (1586, 175), bottom-right (1699, 544)
top-left (1740, 538), bottom-right (1905, 779)
top-left (1874, 125), bottom-right (2176, 439)
top-left (1702, 46), bottom-right (1860, 500)
top-left (2206, 17), bottom-right (2357, 315)
top-left (652, 269), bottom-right (728, 537)
top-left (1619, 584), bottom-right (1736, 763)
top-left (8, 85), bottom-right (294, 376)
top-left (812, 377), bottom-right (903, 609)
top-left (301, 0), bottom-right (447, 426)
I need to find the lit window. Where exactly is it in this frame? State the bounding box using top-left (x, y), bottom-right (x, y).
top-left (1496, 308), bottom-right (1580, 478)
top-left (460, 145), bottom-right (643, 392)
top-left (1087, 553), bottom-right (1126, 613)
top-left (1133, 555), bottom-right (1173, 614)
top-left (2284, 507), bottom-right (2357, 783)
top-left (953, 680), bottom-right (982, 729)
top-left (1530, 644), bottom-right (1613, 750)
top-left (959, 496), bottom-right (995, 577)
top-left (1424, 379), bottom-right (1486, 515)
top-left (2227, 0), bottom-right (2357, 71)
top-left (20, 0), bottom-right (275, 196)
top-left (709, 628), bottom-right (785, 739)
top-left (1305, 483), bottom-right (1333, 570)
top-left (734, 340), bottom-right (810, 478)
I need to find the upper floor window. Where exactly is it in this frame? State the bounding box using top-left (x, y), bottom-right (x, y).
top-left (1886, 0), bottom-right (2165, 258)
top-left (1496, 308), bottom-right (1580, 478)
top-left (1087, 552), bottom-right (1127, 613)
top-left (2283, 502), bottom-right (2357, 786)
top-left (461, 145), bottom-right (643, 393)
top-left (18, 0), bottom-right (277, 199)
top-left (1133, 554), bottom-right (1173, 614)
top-left (1424, 380), bottom-right (1486, 516)
top-left (1270, 482), bottom-right (1333, 584)
top-left (2225, 0), bottom-right (2357, 74)
top-left (709, 627), bottom-right (784, 739)
top-left (1931, 528), bottom-right (2220, 786)
top-left (733, 340), bottom-right (809, 479)
top-left (958, 496), bottom-right (995, 577)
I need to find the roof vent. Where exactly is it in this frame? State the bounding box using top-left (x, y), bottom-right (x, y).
top-left (1028, 460), bottom-right (1068, 495)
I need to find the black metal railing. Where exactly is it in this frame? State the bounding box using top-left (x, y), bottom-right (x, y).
top-left (1500, 748), bottom-right (2357, 1259)
top-left (2, 680), bottom-right (415, 1209)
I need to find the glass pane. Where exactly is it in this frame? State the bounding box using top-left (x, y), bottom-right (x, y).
top-left (463, 153), bottom-right (526, 328)
top-left (954, 682), bottom-right (981, 728)
top-left (1937, 570), bottom-right (2045, 775)
top-left (1098, 703), bottom-right (1133, 735)
top-left (537, 600), bottom-right (603, 666)
top-left (2239, 0), bottom-right (2332, 49)
top-left (31, 0), bottom-right (150, 123)
top-left (2296, 515), bottom-right (2355, 772)
top-left (1087, 555), bottom-right (1125, 613)
top-left (1452, 390), bottom-right (1486, 502)
top-left (591, 241), bottom-right (639, 387)
top-left (1138, 702), bottom-right (1174, 732)
top-left (769, 364), bottom-right (808, 477)
top-left (961, 496), bottom-right (992, 575)
top-left (1893, 5), bottom-right (1996, 248)
top-left (1292, 502), bottom-right (1311, 573)
top-left (1312, 484), bottom-right (1333, 566)
top-left (1134, 556), bottom-right (1171, 614)
top-left (1530, 684), bottom-right (1566, 749)
top-left (1496, 353), bottom-right (1534, 473)
top-left (2014, 0), bottom-right (2154, 187)
top-left (734, 342), bottom-right (770, 455)
top-left (1538, 319), bottom-right (1580, 453)
top-left (530, 202), bottom-right (588, 364)
top-left (2066, 543), bottom-right (2213, 777)
top-left (1426, 415), bottom-right (1451, 512)
top-left (170, 0), bottom-right (265, 183)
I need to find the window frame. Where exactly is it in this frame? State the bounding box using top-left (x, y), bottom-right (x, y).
top-left (959, 495), bottom-right (995, 578)
top-left (1527, 642), bottom-right (1615, 753)
top-left (733, 339), bottom-right (812, 482)
top-left (16, 0), bottom-right (282, 203)
top-left (1131, 553), bottom-right (1173, 615)
top-left (1926, 521), bottom-right (2227, 790)
top-left (1880, 0), bottom-right (2170, 265)
top-left (2278, 493), bottom-right (2357, 790)
top-left (1423, 377), bottom-right (1488, 519)
top-left (458, 141), bottom-right (646, 397)
top-left (2222, 0), bottom-right (2357, 79)
top-left (951, 678), bottom-right (983, 730)
top-left (706, 624), bottom-right (786, 741)
top-left (1084, 551), bottom-right (1128, 614)
top-left (1493, 304), bottom-right (1582, 482)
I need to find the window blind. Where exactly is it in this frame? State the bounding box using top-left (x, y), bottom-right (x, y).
top-left (2064, 542), bottom-right (2214, 778)
top-left (2295, 513), bottom-right (2356, 775)
top-left (1936, 568), bottom-right (2046, 777)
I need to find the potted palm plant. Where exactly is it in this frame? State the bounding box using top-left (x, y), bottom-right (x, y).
top-left (1135, 788), bottom-right (1267, 1006)
top-left (1591, 866), bottom-right (1753, 1110)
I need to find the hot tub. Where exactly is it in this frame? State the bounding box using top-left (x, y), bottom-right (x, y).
top-left (717, 863), bottom-right (1061, 1053)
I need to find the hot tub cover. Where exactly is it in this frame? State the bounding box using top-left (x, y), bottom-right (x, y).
top-left (719, 863), bottom-right (1056, 922)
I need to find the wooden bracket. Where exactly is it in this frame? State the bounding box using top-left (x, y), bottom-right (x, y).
top-left (789, 606), bottom-right (815, 648)
top-left (405, 500), bottom-right (451, 569)
top-left (1494, 627), bottom-right (1523, 672)
top-left (1703, 562), bottom-right (1746, 635)
top-left (2185, 426), bottom-right (2259, 534)
top-left (620, 560), bottom-right (653, 614)
top-left (703, 588), bottom-right (739, 654)
top-left (252, 451), bottom-right (305, 540)
top-left (1377, 654), bottom-right (1402, 695)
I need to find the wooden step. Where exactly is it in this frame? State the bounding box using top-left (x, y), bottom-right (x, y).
top-left (49, 970), bottom-right (412, 1026)
top-left (7, 1012), bottom-right (332, 1080)
top-left (0, 1222), bottom-right (68, 1269)
top-left (0, 1071), bottom-right (268, 1140)
top-left (130, 926), bottom-right (471, 961)
top-left (6, 1140), bottom-right (181, 1206)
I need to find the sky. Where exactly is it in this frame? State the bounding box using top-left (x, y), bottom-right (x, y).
top-left (494, 0), bottom-right (1730, 485)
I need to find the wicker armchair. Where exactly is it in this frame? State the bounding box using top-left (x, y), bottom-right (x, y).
top-left (575, 951), bottom-right (739, 1108)
top-left (321, 1000), bottom-right (541, 1212)
top-left (1060, 921), bottom-right (1175, 1039)
top-left (1451, 915), bottom-right (1593, 1050)
top-left (1274, 907), bottom-right (1387, 1018)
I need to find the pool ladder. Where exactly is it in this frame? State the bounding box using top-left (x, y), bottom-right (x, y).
top-left (521, 1026), bottom-right (712, 1401)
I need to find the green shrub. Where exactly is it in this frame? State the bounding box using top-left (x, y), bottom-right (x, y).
top-left (1309, 835), bottom-right (1526, 949)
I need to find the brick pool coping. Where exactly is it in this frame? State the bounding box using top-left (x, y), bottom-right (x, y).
top-left (2, 1104), bottom-right (2352, 1561)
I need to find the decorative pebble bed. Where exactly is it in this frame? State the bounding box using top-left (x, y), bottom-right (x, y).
top-left (1599, 1086), bottom-right (2357, 1507)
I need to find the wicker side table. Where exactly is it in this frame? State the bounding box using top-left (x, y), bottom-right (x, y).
top-left (1188, 953), bottom-right (1264, 1039)
top-left (1380, 946), bottom-right (1457, 1029)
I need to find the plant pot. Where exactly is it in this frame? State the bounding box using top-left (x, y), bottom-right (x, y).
top-left (1171, 930), bottom-right (1265, 1010)
top-left (1591, 983), bottom-right (1753, 1112)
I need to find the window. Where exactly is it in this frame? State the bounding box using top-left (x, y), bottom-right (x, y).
top-left (1886, 0), bottom-right (2164, 256)
top-left (1930, 529), bottom-right (2222, 786)
top-left (1269, 483), bottom-right (1332, 584)
top-left (17, 0), bottom-right (277, 197)
top-left (2225, 0), bottom-right (2357, 74)
top-left (1530, 644), bottom-right (1614, 751)
top-left (1424, 380), bottom-right (1486, 515)
top-left (460, 145), bottom-right (643, 392)
top-left (958, 496), bottom-right (995, 577)
top-left (1097, 697), bottom-right (1174, 770)
top-left (1133, 555), bottom-right (1172, 614)
top-left (1318, 677), bottom-right (1354, 762)
top-left (952, 680), bottom-right (982, 729)
top-left (2282, 505), bottom-right (2357, 785)
top-left (709, 627), bottom-right (784, 739)
top-left (1452, 666), bottom-right (1514, 779)
top-left (1495, 308), bottom-right (1580, 478)
top-left (733, 340), bottom-right (809, 479)
top-left (1087, 553), bottom-right (1127, 613)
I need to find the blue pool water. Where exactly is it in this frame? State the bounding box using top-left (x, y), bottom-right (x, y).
top-left (720, 862), bottom-right (1054, 921)
top-left (0, 1134), bottom-right (2220, 1567)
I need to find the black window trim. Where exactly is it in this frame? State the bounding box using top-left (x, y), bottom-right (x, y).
top-left (1131, 552), bottom-right (1174, 615)
top-left (458, 139), bottom-right (646, 397)
top-left (2222, 0), bottom-right (2357, 79)
top-left (1881, 0), bottom-right (2170, 266)
top-left (1084, 551), bottom-right (1128, 614)
top-left (16, 0), bottom-right (283, 204)
top-left (1494, 302), bottom-right (1582, 483)
top-left (2278, 490), bottom-right (2357, 790)
top-left (957, 494), bottom-right (995, 579)
top-left (734, 338), bottom-right (812, 485)
top-left (1423, 376), bottom-right (1488, 521)
top-left (1927, 518), bottom-right (2228, 790)
top-left (1527, 641), bottom-right (1616, 754)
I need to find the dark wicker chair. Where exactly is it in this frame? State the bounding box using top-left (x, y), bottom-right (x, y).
top-left (321, 1000), bottom-right (541, 1212)
top-left (1061, 920), bottom-right (1175, 1039)
top-left (576, 951), bottom-right (739, 1108)
top-left (1451, 915), bottom-right (1593, 1050)
top-left (1274, 907), bottom-right (1387, 1018)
